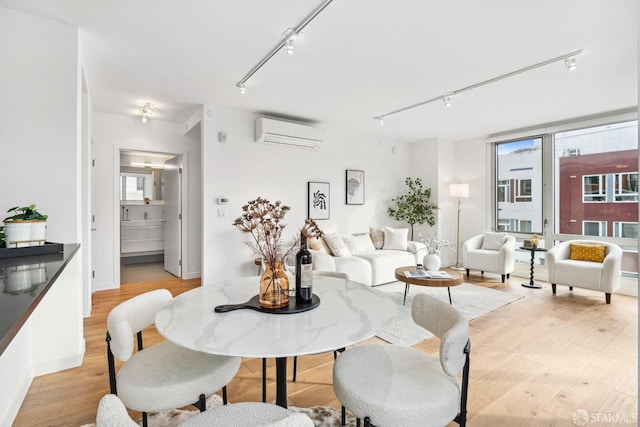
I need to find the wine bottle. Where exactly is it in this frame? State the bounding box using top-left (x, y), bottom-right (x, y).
top-left (295, 233), bottom-right (313, 303)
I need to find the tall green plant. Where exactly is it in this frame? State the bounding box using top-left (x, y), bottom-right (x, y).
top-left (388, 177), bottom-right (438, 240)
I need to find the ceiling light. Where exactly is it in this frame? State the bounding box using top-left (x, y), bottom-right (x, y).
top-left (374, 49), bottom-right (583, 124)
top-left (283, 28), bottom-right (298, 55)
top-left (377, 117), bottom-right (384, 126)
top-left (130, 162), bottom-right (165, 169)
top-left (238, 84), bottom-right (246, 94)
top-left (140, 103), bottom-right (152, 123)
top-left (235, 0), bottom-right (334, 92)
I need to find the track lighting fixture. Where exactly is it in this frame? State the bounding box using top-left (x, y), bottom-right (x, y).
top-left (377, 117), bottom-right (384, 126)
top-left (283, 28), bottom-right (298, 55)
top-left (235, 0), bottom-right (334, 93)
top-left (238, 84), bottom-right (246, 95)
top-left (140, 103), bottom-right (152, 123)
top-left (373, 49), bottom-right (583, 124)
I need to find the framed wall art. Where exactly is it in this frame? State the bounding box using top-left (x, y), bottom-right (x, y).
top-left (308, 181), bottom-right (330, 220)
top-left (345, 169), bottom-right (364, 205)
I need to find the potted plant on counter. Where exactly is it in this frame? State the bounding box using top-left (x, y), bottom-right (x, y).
top-left (3, 204), bottom-right (48, 248)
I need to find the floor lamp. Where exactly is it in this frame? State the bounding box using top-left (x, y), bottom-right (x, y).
top-left (450, 183), bottom-right (469, 271)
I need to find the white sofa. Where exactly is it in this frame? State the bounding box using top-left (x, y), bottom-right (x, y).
top-left (308, 227), bottom-right (427, 286)
top-left (545, 240), bottom-right (622, 304)
top-left (461, 232), bottom-right (516, 283)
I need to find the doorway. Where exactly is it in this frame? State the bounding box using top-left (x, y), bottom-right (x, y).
top-left (119, 150), bottom-right (182, 284)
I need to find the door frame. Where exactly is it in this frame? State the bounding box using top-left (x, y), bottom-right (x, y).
top-left (113, 148), bottom-right (189, 286)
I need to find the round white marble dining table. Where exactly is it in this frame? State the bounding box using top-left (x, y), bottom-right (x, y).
top-left (155, 275), bottom-right (396, 408)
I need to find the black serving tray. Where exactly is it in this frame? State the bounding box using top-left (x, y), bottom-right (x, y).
top-left (0, 242), bottom-right (64, 259)
top-left (214, 294), bottom-right (320, 314)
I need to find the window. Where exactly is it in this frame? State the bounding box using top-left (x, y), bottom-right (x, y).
top-left (515, 179), bottom-right (532, 202)
top-left (583, 174), bottom-right (607, 202)
top-left (614, 172), bottom-right (638, 202)
top-left (614, 222), bottom-right (639, 238)
top-left (495, 138), bottom-right (542, 233)
top-left (583, 220), bottom-right (607, 237)
top-left (497, 180), bottom-right (510, 202)
top-left (556, 121), bottom-right (638, 237)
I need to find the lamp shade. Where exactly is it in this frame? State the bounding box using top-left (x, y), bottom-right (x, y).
top-left (449, 183), bottom-right (469, 198)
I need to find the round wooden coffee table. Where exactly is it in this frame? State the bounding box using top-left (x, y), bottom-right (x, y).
top-left (394, 266), bottom-right (464, 305)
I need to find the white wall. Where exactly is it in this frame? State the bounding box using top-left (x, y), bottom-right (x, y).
top-left (0, 7), bottom-right (84, 425)
top-left (92, 112), bottom-right (201, 290)
top-left (200, 106), bottom-right (412, 284)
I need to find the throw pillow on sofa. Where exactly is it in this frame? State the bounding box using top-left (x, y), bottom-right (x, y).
top-left (323, 233), bottom-right (352, 257)
top-left (343, 234), bottom-right (376, 255)
top-left (382, 226), bottom-right (408, 251)
top-left (308, 236), bottom-right (333, 255)
top-left (369, 227), bottom-right (385, 249)
top-left (481, 231), bottom-right (507, 251)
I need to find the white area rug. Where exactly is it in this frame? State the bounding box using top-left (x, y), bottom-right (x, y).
top-left (82, 394), bottom-right (356, 426)
top-left (375, 281), bottom-right (523, 347)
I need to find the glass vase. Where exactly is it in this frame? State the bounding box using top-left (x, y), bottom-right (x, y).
top-left (259, 261), bottom-right (290, 309)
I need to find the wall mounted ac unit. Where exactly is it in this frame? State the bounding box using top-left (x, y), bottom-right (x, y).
top-left (255, 117), bottom-right (323, 150)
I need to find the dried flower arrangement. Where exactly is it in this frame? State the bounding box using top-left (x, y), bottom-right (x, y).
top-left (419, 233), bottom-right (454, 255)
top-left (233, 198), bottom-right (298, 272)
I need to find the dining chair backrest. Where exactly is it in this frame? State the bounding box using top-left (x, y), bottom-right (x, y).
top-left (411, 293), bottom-right (469, 376)
top-left (107, 289), bottom-right (172, 361)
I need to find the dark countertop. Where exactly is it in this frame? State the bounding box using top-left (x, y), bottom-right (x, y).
top-left (0, 243), bottom-right (80, 356)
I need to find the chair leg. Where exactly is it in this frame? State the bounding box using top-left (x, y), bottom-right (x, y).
top-left (606, 293), bottom-right (611, 304)
top-left (507, 273), bottom-right (510, 278)
top-left (356, 418), bottom-right (361, 427)
top-left (262, 358), bottom-right (267, 402)
top-left (341, 405), bottom-right (346, 426)
top-left (551, 284), bottom-right (556, 294)
top-left (466, 269), bottom-right (469, 277)
top-left (364, 416), bottom-right (371, 427)
top-left (222, 386), bottom-right (228, 404)
top-left (481, 270), bottom-right (484, 275)
top-left (293, 356), bottom-right (297, 382)
top-left (142, 412), bottom-right (148, 427)
top-left (501, 274), bottom-right (505, 283)
top-left (197, 393), bottom-right (206, 411)
top-left (569, 286), bottom-right (573, 291)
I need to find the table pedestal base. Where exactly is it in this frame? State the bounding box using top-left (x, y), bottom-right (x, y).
top-left (521, 282), bottom-right (542, 289)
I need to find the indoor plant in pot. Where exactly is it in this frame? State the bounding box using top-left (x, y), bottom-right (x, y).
top-left (3, 205), bottom-right (48, 248)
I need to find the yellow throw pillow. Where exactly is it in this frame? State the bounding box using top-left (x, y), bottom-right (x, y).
top-left (569, 243), bottom-right (606, 263)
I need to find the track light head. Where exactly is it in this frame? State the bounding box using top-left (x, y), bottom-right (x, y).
top-left (565, 57), bottom-right (577, 71)
top-left (283, 28), bottom-right (299, 55)
top-left (443, 96), bottom-right (452, 107)
top-left (377, 117), bottom-right (384, 126)
top-left (238, 84), bottom-right (246, 94)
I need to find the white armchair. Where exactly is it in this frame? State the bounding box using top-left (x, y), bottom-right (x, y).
top-left (461, 232), bottom-right (516, 283)
top-left (545, 240), bottom-right (622, 304)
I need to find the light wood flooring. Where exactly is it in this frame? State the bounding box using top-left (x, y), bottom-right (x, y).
top-left (12, 272), bottom-right (638, 426)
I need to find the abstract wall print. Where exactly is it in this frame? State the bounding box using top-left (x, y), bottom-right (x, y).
top-left (308, 181), bottom-right (330, 220)
top-left (346, 169), bottom-right (364, 205)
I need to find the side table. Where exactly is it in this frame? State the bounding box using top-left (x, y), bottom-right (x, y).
top-left (520, 246), bottom-right (547, 289)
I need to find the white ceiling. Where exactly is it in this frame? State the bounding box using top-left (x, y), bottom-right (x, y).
top-left (1, 0), bottom-right (637, 143)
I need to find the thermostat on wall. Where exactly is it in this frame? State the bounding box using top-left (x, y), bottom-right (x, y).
top-left (217, 197), bottom-right (229, 205)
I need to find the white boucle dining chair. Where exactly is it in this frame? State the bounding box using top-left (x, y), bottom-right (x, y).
top-left (106, 289), bottom-right (241, 427)
top-left (96, 394), bottom-right (314, 427)
top-left (332, 293), bottom-right (471, 427)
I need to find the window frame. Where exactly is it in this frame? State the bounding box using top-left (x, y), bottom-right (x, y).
top-left (582, 174), bottom-right (607, 203)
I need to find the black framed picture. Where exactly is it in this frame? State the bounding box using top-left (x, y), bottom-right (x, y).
top-left (345, 169), bottom-right (364, 205)
top-left (308, 181), bottom-right (330, 220)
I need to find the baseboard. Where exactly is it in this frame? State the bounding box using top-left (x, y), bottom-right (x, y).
top-left (0, 370), bottom-right (31, 427)
top-left (33, 340), bottom-right (85, 377)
